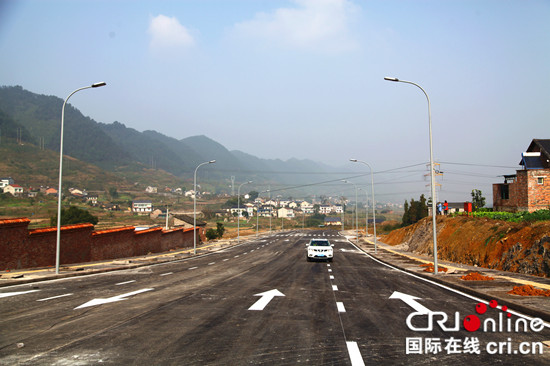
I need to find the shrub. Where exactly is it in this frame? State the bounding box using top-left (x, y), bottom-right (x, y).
top-left (205, 228), bottom-right (218, 241)
top-left (50, 206), bottom-right (99, 226)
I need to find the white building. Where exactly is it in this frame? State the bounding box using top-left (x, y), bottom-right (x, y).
top-left (132, 200), bottom-right (153, 214)
top-left (278, 207), bottom-right (295, 219)
top-left (3, 184), bottom-right (23, 196)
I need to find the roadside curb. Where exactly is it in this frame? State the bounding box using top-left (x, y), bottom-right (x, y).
top-left (351, 237), bottom-right (550, 324)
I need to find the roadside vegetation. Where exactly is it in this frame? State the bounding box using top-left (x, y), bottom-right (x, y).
top-left (459, 209), bottom-right (550, 223)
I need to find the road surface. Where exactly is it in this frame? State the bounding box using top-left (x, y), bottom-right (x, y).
top-left (1, 230), bottom-right (549, 365)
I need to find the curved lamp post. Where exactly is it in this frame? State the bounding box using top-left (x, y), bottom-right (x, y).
top-left (384, 76), bottom-right (438, 273)
top-left (56, 82), bottom-right (106, 274)
top-left (342, 180), bottom-right (359, 242)
top-left (237, 181), bottom-right (252, 242)
top-left (194, 160), bottom-right (216, 255)
top-left (350, 159), bottom-right (378, 253)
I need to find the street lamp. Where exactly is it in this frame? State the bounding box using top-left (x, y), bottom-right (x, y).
top-left (384, 76), bottom-right (438, 273)
top-left (350, 159), bottom-right (378, 253)
top-left (194, 160), bottom-right (216, 255)
top-left (342, 180), bottom-right (359, 242)
top-left (56, 82), bottom-right (106, 274)
top-left (237, 181), bottom-right (252, 242)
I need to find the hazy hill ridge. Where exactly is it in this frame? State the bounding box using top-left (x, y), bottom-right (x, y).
top-left (0, 85), bottom-right (343, 186)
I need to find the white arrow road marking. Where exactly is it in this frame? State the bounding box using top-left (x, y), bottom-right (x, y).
top-left (389, 291), bottom-right (432, 315)
top-left (248, 289), bottom-right (285, 311)
top-left (0, 290), bottom-right (40, 298)
top-left (74, 288), bottom-right (153, 310)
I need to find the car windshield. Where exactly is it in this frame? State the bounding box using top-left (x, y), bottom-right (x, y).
top-left (310, 240), bottom-right (330, 246)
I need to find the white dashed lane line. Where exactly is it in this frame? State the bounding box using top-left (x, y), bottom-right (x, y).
top-left (37, 293), bottom-right (73, 302)
top-left (116, 280), bottom-right (136, 286)
top-left (160, 272), bottom-right (173, 276)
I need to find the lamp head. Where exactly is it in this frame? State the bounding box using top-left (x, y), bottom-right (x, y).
top-left (350, 159), bottom-right (358, 162)
top-left (208, 160), bottom-right (216, 164)
top-left (384, 77), bottom-right (399, 82)
top-left (92, 82), bottom-right (107, 88)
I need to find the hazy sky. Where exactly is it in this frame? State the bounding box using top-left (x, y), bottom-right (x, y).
top-left (1, 0), bottom-right (549, 204)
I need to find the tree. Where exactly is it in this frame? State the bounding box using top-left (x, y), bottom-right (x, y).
top-left (471, 189), bottom-right (486, 211)
top-left (216, 222), bottom-right (225, 238)
top-left (50, 206), bottom-right (99, 226)
top-left (248, 191), bottom-right (259, 201)
top-left (402, 195), bottom-right (428, 227)
top-left (108, 187), bottom-right (119, 199)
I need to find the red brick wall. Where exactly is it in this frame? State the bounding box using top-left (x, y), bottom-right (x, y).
top-left (493, 170), bottom-right (550, 212)
top-left (525, 169), bottom-right (550, 212)
top-left (28, 224), bottom-right (94, 267)
top-left (91, 227), bottom-right (136, 261)
top-left (134, 227), bottom-right (163, 256)
top-left (0, 218), bottom-right (31, 269)
top-left (0, 219), bottom-right (201, 270)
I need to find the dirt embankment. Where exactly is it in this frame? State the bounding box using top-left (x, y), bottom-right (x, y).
top-left (382, 216), bottom-right (550, 278)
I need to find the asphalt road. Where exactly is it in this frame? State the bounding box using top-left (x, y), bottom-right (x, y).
top-left (1, 229), bottom-right (549, 365)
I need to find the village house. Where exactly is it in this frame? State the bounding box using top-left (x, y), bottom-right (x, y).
top-left (277, 207), bottom-right (295, 219)
top-left (145, 186), bottom-right (157, 194)
top-left (493, 139), bottom-right (550, 212)
top-left (86, 195), bottom-right (99, 205)
top-left (3, 184), bottom-right (24, 196)
top-left (45, 187), bottom-right (58, 196)
top-left (324, 217), bottom-right (342, 226)
top-left (300, 201), bottom-right (314, 214)
top-left (230, 206), bottom-right (254, 218)
top-left (132, 200), bottom-right (153, 215)
top-left (0, 177), bottom-right (14, 189)
top-left (258, 206), bottom-right (274, 217)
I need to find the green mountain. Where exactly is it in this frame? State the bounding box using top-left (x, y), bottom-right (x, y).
top-left (0, 85), bottom-right (347, 194)
top-left (0, 86), bottom-right (131, 169)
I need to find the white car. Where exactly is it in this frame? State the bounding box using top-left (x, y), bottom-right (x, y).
top-left (306, 239), bottom-right (334, 262)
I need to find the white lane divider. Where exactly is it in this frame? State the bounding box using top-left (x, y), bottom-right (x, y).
top-left (188, 267), bottom-right (198, 270)
top-left (346, 341), bottom-right (365, 366)
top-left (332, 285), bottom-right (338, 291)
top-left (37, 293), bottom-right (73, 302)
top-left (336, 302), bottom-right (346, 313)
top-left (160, 272), bottom-right (173, 276)
top-left (116, 280), bottom-right (136, 286)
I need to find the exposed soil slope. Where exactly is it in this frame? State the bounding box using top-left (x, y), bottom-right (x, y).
top-left (382, 216), bottom-right (550, 278)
